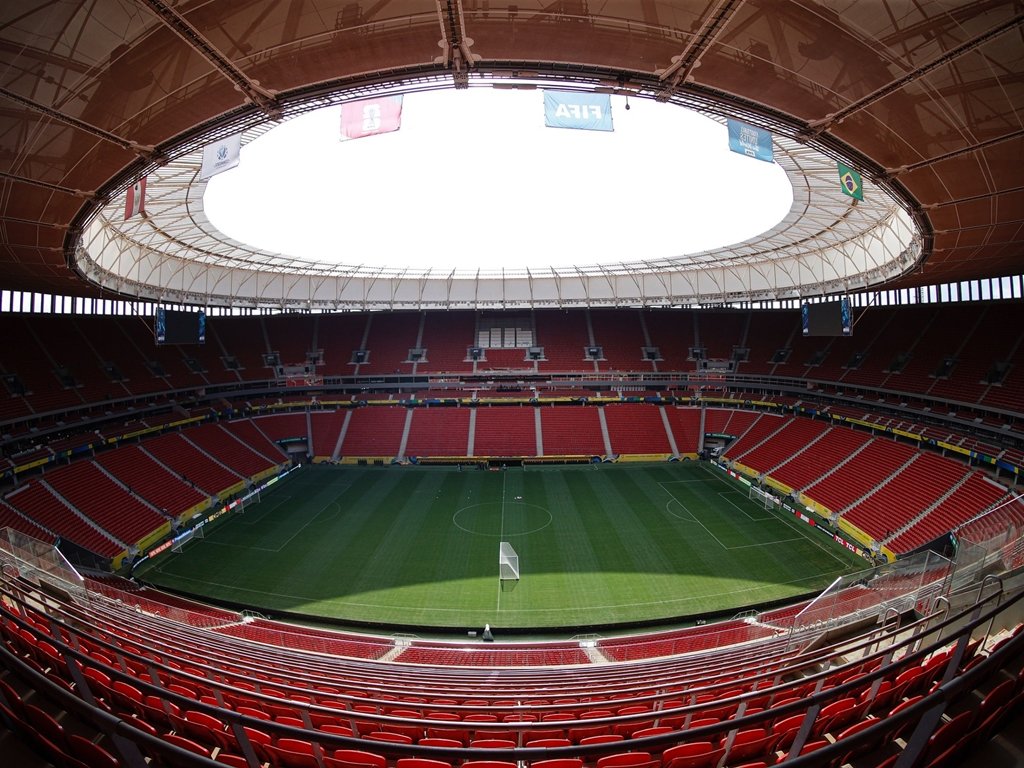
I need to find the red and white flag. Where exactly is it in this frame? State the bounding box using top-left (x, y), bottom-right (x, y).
top-left (124, 176), bottom-right (146, 220)
top-left (340, 95), bottom-right (404, 141)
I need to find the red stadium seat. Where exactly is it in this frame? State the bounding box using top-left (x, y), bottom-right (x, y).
top-left (661, 742), bottom-right (725, 768)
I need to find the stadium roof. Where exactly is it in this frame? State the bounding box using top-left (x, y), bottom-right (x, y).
top-left (2, 2), bottom-right (1021, 309)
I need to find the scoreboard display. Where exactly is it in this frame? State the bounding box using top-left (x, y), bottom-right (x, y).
top-left (155, 308), bottom-right (206, 345)
top-left (801, 298), bottom-right (852, 337)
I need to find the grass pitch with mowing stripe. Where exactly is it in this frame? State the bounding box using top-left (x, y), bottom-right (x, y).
top-left (138, 462), bottom-right (866, 630)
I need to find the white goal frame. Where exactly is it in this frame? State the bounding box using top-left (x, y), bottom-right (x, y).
top-left (171, 525), bottom-right (204, 553)
top-left (748, 484), bottom-right (774, 510)
top-left (499, 541), bottom-right (520, 582)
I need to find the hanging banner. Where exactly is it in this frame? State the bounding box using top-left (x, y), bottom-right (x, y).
top-left (727, 119), bottom-right (773, 163)
top-left (340, 95), bottom-right (404, 140)
top-left (124, 176), bottom-right (146, 220)
top-left (543, 91), bottom-right (613, 132)
top-left (199, 134), bottom-right (242, 180)
top-left (838, 162), bottom-right (864, 200)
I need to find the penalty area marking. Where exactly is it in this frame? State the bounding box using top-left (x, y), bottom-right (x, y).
top-left (659, 483), bottom-right (801, 550)
top-left (717, 490), bottom-right (774, 521)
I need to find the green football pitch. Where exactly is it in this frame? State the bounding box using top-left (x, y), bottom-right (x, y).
top-left (138, 462), bottom-right (867, 630)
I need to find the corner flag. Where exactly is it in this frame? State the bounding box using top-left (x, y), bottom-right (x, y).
top-left (837, 162), bottom-right (863, 200)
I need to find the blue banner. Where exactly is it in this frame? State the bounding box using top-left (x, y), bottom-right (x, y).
top-left (727, 119), bottom-right (773, 163)
top-left (544, 91), bottom-right (613, 132)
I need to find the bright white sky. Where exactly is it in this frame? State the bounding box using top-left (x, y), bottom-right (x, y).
top-left (203, 88), bottom-right (792, 272)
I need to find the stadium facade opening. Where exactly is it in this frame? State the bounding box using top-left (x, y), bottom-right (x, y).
top-left (80, 81), bottom-right (920, 310)
top-left (201, 90), bottom-right (794, 272)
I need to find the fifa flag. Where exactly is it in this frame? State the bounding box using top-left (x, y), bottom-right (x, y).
top-left (124, 176), bottom-right (146, 220)
top-left (340, 95), bottom-right (403, 141)
top-left (543, 91), bottom-right (613, 132)
top-left (838, 162), bottom-right (864, 200)
top-left (727, 119), bottom-right (773, 163)
top-left (199, 134), bottom-right (242, 180)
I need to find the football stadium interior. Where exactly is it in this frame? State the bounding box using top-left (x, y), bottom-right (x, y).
top-left (2, 2), bottom-right (1024, 767)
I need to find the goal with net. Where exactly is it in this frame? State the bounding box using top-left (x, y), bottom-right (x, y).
top-left (748, 484), bottom-right (775, 510)
top-left (499, 541), bottom-right (520, 582)
top-left (171, 524), bottom-right (204, 553)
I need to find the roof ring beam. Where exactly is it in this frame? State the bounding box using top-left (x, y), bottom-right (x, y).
top-left (138, 0), bottom-right (282, 119)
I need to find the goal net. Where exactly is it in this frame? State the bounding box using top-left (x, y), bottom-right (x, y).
top-left (748, 484), bottom-right (774, 510)
top-left (499, 541), bottom-right (520, 582)
top-left (171, 524), bottom-right (204, 553)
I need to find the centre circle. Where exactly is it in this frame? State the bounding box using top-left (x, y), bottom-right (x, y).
top-left (452, 502), bottom-right (553, 537)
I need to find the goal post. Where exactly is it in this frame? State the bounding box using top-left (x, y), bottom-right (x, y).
top-left (748, 484), bottom-right (774, 510)
top-left (171, 524), bottom-right (204, 553)
top-left (499, 541), bottom-right (520, 582)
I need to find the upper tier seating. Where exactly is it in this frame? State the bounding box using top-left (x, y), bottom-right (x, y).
top-left (265, 313), bottom-right (317, 368)
top-left (590, 309), bottom-right (649, 373)
top-left (317, 313), bottom-right (369, 377)
top-left (535, 310), bottom-right (591, 373)
top-left (417, 312), bottom-right (475, 374)
top-left (358, 312), bottom-right (420, 375)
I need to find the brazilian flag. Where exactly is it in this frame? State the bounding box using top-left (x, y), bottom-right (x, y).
top-left (838, 162), bottom-right (864, 200)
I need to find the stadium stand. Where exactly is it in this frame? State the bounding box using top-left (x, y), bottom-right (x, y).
top-left (308, 411), bottom-right (345, 459)
top-left (182, 423), bottom-right (279, 478)
top-left (769, 426), bottom-right (872, 493)
top-left (473, 407), bottom-right (536, 457)
top-left (318, 314), bottom-right (370, 377)
top-left (417, 312), bottom-right (476, 374)
top-left (722, 414), bottom-right (787, 461)
top-left (536, 310), bottom-right (591, 373)
top-left (220, 419), bottom-right (289, 465)
top-left (589, 309), bottom-right (648, 373)
top-left (729, 417), bottom-right (829, 479)
top-left (540, 407), bottom-right (606, 457)
top-left (264, 314), bottom-right (317, 370)
top-left (405, 408), bottom-right (470, 457)
top-left (5, 482), bottom-right (122, 557)
top-left (96, 445), bottom-right (208, 519)
top-left (642, 311), bottom-right (695, 373)
top-left (603, 405), bottom-right (672, 456)
top-left (141, 432), bottom-right (244, 497)
top-left (358, 313), bottom-right (421, 375)
top-left (842, 452), bottom-right (969, 545)
top-left (338, 407), bottom-right (408, 457)
top-left (4, 6), bottom-right (1024, 766)
top-left (663, 407), bottom-right (702, 454)
top-left (43, 460), bottom-right (167, 546)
